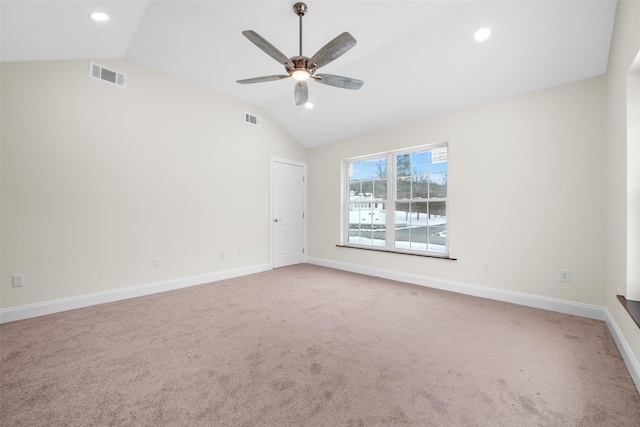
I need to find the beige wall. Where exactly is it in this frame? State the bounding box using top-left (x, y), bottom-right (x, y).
top-left (605, 0), bottom-right (640, 367)
top-left (1, 58), bottom-right (306, 309)
top-left (308, 75), bottom-right (606, 307)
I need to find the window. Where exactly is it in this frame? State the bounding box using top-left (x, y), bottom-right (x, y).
top-left (345, 143), bottom-right (448, 256)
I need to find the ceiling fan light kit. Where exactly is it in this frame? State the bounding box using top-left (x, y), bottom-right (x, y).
top-left (236, 2), bottom-right (363, 107)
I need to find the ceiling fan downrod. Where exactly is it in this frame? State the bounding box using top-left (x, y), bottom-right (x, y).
top-left (293, 3), bottom-right (308, 56)
top-left (294, 2), bottom-right (307, 57)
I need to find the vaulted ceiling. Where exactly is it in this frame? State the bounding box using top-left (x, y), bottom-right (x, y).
top-left (1, 1), bottom-right (617, 147)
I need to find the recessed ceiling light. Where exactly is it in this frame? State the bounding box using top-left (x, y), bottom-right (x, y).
top-left (474, 27), bottom-right (491, 42)
top-left (304, 102), bottom-right (313, 109)
top-left (89, 12), bottom-right (109, 22)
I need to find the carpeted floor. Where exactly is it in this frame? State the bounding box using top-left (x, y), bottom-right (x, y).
top-left (1, 264), bottom-right (639, 426)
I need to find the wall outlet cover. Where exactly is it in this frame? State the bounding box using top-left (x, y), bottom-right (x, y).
top-left (12, 274), bottom-right (25, 287)
top-left (560, 269), bottom-right (571, 283)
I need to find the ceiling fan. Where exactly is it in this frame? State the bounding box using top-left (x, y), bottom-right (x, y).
top-left (236, 2), bottom-right (364, 107)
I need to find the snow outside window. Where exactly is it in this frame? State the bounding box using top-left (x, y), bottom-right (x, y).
top-left (345, 143), bottom-right (448, 256)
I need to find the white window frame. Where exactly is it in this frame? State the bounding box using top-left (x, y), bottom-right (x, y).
top-left (343, 142), bottom-right (449, 258)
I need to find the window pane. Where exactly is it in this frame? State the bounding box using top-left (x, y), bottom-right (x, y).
top-left (394, 202), bottom-right (409, 248)
top-left (394, 202), bottom-right (429, 250)
top-left (361, 180), bottom-right (373, 197)
top-left (397, 178), bottom-right (411, 199)
top-left (411, 220), bottom-right (428, 250)
top-left (430, 147), bottom-right (447, 173)
top-left (429, 173), bottom-right (447, 198)
top-left (361, 160), bottom-right (374, 180)
top-left (348, 203), bottom-right (385, 246)
top-left (430, 160), bottom-right (447, 173)
top-left (412, 176), bottom-right (428, 199)
top-left (374, 159), bottom-right (387, 179)
top-left (374, 179), bottom-right (387, 200)
top-left (412, 202), bottom-right (428, 224)
top-left (349, 181), bottom-right (361, 197)
top-left (348, 204), bottom-right (367, 244)
top-left (372, 225), bottom-right (386, 247)
top-left (427, 201), bottom-right (446, 253)
top-left (350, 162), bottom-right (361, 180)
top-left (411, 202), bottom-right (428, 250)
top-left (429, 201), bottom-right (446, 217)
top-left (412, 151), bottom-right (428, 175)
top-left (350, 229), bottom-right (373, 245)
top-left (396, 154), bottom-right (411, 177)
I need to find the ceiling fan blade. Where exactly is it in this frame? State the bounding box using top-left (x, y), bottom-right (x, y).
top-left (242, 30), bottom-right (294, 69)
top-left (236, 75), bottom-right (290, 84)
top-left (294, 81), bottom-right (308, 106)
top-left (313, 74), bottom-right (364, 90)
top-left (308, 32), bottom-right (357, 70)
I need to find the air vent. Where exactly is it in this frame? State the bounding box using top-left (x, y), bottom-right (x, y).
top-left (89, 62), bottom-right (126, 88)
top-left (244, 112), bottom-right (262, 127)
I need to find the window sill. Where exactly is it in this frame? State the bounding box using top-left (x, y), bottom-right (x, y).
top-left (336, 245), bottom-right (457, 260)
top-left (617, 295), bottom-right (640, 329)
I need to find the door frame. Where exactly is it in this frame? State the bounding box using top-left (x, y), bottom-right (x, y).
top-left (270, 156), bottom-right (308, 269)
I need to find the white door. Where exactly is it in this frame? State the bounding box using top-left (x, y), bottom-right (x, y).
top-left (273, 161), bottom-right (305, 268)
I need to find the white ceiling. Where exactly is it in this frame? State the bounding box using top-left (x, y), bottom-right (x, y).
top-left (0, 1), bottom-right (617, 147)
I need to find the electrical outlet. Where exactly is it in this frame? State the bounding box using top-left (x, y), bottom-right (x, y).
top-left (559, 269), bottom-right (571, 283)
top-left (220, 252), bottom-right (226, 260)
top-left (238, 249), bottom-right (244, 258)
top-left (12, 274), bottom-right (25, 287)
top-left (482, 261), bottom-right (490, 272)
top-left (154, 258), bottom-right (161, 269)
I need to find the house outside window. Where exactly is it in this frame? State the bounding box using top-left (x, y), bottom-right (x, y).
top-left (345, 143), bottom-right (448, 256)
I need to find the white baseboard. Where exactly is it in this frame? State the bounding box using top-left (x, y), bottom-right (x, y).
top-left (307, 257), bottom-right (640, 393)
top-left (0, 263), bottom-right (271, 324)
top-left (604, 308), bottom-right (640, 392)
top-left (307, 257), bottom-right (605, 319)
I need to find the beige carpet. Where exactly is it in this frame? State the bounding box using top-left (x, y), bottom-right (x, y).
top-left (1, 264), bottom-right (639, 426)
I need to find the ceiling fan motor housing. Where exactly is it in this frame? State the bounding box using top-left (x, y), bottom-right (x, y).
top-left (290, 56), bottom-right (313, 73)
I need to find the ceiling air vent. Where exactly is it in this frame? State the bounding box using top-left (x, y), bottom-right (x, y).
top-left (244, 112), bottom-right (262, 127)
top-left (89, 62), bottom-right (126, 88)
